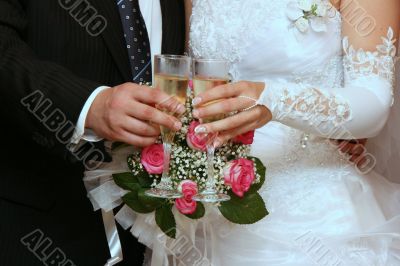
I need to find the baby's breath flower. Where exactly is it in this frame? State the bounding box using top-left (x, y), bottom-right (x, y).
top-left (127, 85), bottom-right (260, 194)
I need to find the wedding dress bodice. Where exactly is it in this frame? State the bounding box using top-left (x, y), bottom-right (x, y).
top-left (190, 0), bottom-right (343, 88)
top-left (190, 0), bottom-right (396, 174)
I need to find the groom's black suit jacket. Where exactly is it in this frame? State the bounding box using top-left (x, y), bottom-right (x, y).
top-left (0, 0), bottom-right (185, 265)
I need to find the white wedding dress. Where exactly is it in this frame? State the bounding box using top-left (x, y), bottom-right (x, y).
top-left (85, 0), bottom-right (400, 265)
top-left (181, 0), bottom-right (400, 265)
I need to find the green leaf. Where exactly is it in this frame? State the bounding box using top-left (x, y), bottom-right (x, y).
top-left (113, 172), bottom-right (141, 191)
top-left (136, 171), bottom-right (154, 188)
top-left (227, 154), bottom-right (236, 161)
top-left (176, 136), bottom-right (188, 147)
top-left (138, 188), bottom-right (165, 210)
top-left (185, 202), bottom-right (205, 219)
top-left (219, 191), bottom-right (268, 224)
top-left (126, 154), bottom-right (153, 188)
top-left (155, 204), bottom-right (176, 238)
top-left (247, 156), bottom-right (266, 193)
top-left (122, 191), bottom-right (154, 214)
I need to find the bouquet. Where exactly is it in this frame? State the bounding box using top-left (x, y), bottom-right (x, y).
top-left (112, 82), bottom-right (268, 238)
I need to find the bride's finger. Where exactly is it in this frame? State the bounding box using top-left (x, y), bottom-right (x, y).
top-left (193, 97), bottom-right (255, 119)
top-left (192, 82), bottom-right (245, 106)
top-left (194, 107), bottom-right (263, 134)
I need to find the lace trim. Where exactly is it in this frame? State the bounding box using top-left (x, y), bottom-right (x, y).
top-left (263, 82), bottom-right (352, 127)
top-left (343, 28), bottom-right (397, 84)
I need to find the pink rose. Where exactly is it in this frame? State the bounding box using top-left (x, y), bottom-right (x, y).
top-left (175, 180), bottom-right (198, 215)
top-left (140, 144), bottom-right (164, 174)
top-left (186, 121), bottom-right (207, 151)
top-left (223, 158), bottom-right (255, 197)
top-left (188, 80), bottom-right (193, 90)
top-left (233, 130), bottom-right (255, 145)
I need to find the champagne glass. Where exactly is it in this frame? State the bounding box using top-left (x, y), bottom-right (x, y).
top-left (145, 55), bottom-right (191, 199)
top-left (192, 59), bottom-right (231, 203)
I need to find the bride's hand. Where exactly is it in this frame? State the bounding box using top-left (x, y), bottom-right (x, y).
top-left (192, 81), bottom-right (272, 145)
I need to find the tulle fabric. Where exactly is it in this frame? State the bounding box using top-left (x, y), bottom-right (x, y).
top-left (368, 61), bottom-right (400, 184)
top-left (85, 135), bottom-right (400, 266)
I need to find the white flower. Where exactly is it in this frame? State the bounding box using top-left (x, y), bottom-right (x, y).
top-left (286, 1), bottom-right (304, 21)
top-left (295, 17), bottom-right (309, 33)
top-left (298, 0), bottom-right (313, 11)
top-left (286, 0), bottom-right (329, 33)
top-left (310, 17), bottom-right (327, 32)
top-left (316, 4), bottom-right (327, 17)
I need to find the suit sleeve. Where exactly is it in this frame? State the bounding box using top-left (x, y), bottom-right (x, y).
top-left (0, 0), bottom-right (102, 156)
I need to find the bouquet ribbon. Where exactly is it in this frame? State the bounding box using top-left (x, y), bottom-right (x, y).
top-left (102, 209), bottom-right (123, 266)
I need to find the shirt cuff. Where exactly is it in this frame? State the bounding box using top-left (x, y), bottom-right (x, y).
top-left (70, 86), bottom-right (110, 145)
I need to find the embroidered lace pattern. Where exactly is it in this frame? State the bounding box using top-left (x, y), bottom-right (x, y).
top-left (262, 83), bottom-right (352, 128)
top-left (189, 0), bottom-right (287, 78)
top-left (343, 28), bottom-right (397, 85)
top-left (259, 28), bottom-right (397, 129)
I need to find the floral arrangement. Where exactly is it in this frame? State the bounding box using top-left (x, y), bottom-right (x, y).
top-left (112, 83), bottom-right (268, 238)
top-left (287, 0), bottom-right (333, 33)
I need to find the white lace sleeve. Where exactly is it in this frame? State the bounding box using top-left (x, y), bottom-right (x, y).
top-left (257, 28), bottom-right (397, 139)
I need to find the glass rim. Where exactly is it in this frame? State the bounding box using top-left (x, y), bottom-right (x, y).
top-left (154, 54), bottom-right (191, 60)
top-left (193, 58), bottom-right (229, 63)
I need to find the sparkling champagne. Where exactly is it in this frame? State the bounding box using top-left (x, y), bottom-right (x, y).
top-left (193, 77), bottom-right (228, 123)
top-left (154, 74), bottom-right (189, 137)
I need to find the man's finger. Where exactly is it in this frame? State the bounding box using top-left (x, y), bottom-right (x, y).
top-left (127, 101), bottom-right (182, 131)
top-left (122, 116), bottom-right (160, 137)
top-left (338, 142), bottom-right (353, 154)
top-left (359, 139), bottom-right (368, 145)
top-left (134, 86), bottom-right (185, 114)
top-left (350, 144), bottom-right (367, 156)
top-left (119, 130), bottom-right (158, 147)
top-left (156, 96), bottom-right (186, 117)
top-left (354, 157), bottom-right (367, 168)
top-left (338, 143), bottom-right (366, 156)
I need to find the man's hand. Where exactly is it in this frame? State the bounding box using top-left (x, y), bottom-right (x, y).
top-left (86, 83), bottom-right (185, 147)
top-left (333, 139), bottom-right (368, 166)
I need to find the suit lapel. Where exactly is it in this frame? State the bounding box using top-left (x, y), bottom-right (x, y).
top-left (92, 0), bottom-right (132, 81)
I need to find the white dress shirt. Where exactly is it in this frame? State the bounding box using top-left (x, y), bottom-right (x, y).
top-left (70, 0), bottom-right (162, 145)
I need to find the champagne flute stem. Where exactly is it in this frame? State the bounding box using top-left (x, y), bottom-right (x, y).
top-left (204, 135), bottom-right (218, 193)
top-left (158, 134), bottom-right (174, 188)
